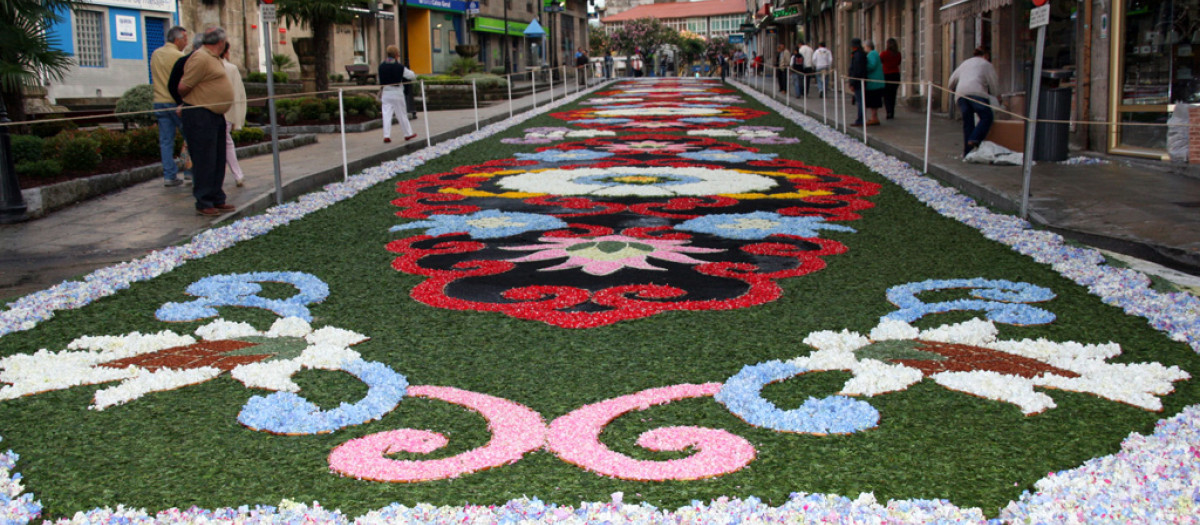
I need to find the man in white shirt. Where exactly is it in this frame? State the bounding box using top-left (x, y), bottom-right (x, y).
top-left (948, 46), bottom-right (1001, 156)
top-left (812, 42), bottom-right (834, 97)
top-left (798, 40), bottom-right (815, 95)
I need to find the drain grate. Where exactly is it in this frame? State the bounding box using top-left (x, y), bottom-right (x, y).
top-left (1174, 202), bottom-right (1200, 208)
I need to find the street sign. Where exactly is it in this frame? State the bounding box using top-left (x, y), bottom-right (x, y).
top-left (1030, 4), bottom-right (1049, 28)
top-left (467, 1), bottom-right (479, 14)
top-left (261, 4), bottom-right (276, 23)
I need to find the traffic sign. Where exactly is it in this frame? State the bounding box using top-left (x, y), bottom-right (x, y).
top-left (261, 4), bottom-right (276, 23)
top-left (1030, 4), bottom-right (1049, 28)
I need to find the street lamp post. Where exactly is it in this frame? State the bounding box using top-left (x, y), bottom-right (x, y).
top-left (0, 96), bottom-right (28, 223)
top-left (503, 0), bottom-right (510, 74)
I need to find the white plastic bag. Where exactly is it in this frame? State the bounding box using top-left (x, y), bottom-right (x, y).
top-left (964, 140), bottom-right (1024, 166)
top-left (1166, 103), bottom-right (1191, 163)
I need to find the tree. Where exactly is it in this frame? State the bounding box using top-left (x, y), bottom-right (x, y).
top-left (589, 28), bottom-right (610, 57)
top-left (275, 0), bottom-right (365, 94)
top-left (608, 18), bottom-right (675, 58)
top-left (0, 0), bottom-right (83, 122)
top-left (673, 31), bottom-right (706, 77)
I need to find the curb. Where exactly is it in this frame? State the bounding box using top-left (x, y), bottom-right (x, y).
top-left (19, 134), bottom-right (319, 219)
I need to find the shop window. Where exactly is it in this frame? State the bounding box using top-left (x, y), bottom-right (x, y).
top-left (76, 9), bottom-right (106, 68)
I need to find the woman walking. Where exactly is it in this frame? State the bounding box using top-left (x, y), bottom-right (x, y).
top-left (220, 43), bottom-right (247, 187)
top-left (379, 45), bottom-right (417, 143)
top-left (880, 38), bottom-right (902, 119)
top-left (864, 40), bottom-right (885, 126)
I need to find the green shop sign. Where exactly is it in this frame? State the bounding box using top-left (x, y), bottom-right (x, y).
top-left (772, 5), bottom-right (801, 18)
top-left (473, 16), bottom-right (528, 36)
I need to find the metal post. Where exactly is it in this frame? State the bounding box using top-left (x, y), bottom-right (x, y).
top-left (421, 80), bottom-right (431, 148)
top-left (860, 78), bottom-right (867, 144)
top-left (0, 97), bottom-right (28, 223)
top-left (549, 66), bottom-right (555, 102)
top-left (471, 78), bottom-right (480, 131)
top-left (822, 76), bottom-right (827, 124)
top-left (785, 68), bottom-right (790, 106)
top-left (803, 72), bottom-right (808, 114)
top-left (263, 15), bottom-right (283, 206)
top-left (531, 70), bottom-right (537, 108)
top-left (338, 89), bottom-right (348, 181)
top-left (924, 81), bottom-right (933, 173)
top-left (507, 71), bottom-right (514, 118)
top-left (1021, 26), bottom-right (1047, 220)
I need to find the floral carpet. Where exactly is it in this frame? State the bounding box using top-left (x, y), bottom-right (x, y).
top-left (1, 78), bottom-right (1199, 523)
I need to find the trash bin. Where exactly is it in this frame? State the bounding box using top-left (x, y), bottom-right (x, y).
top-left (1030, 69), bottom-right (1073, 162)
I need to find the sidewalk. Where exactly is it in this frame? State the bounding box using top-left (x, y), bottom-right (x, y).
top-left (739, 75), bottom-right (1200, 278)
top-left (0, 78), bottom-right (593, 301)
top-left (2, 75), bottom-right (1198, 303)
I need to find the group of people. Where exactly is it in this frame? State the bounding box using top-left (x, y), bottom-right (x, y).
top-left (845, 37), bottom-right (903, 126)
top-left (150, 25), bottom-right (246, 217)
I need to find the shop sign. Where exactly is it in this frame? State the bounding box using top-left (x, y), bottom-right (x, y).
top-left (84, 0), bottom-right (175, 13)
top-left (729, 34), bottom-right (745, 44)
top-left (410, 0), bottom-right (468, 13)
top-left (773, 5), bottom-right (801, 19)
top-left (115, 15), bottom-right (137, 41)
top-left (739, 23), bottom-right (756, 32)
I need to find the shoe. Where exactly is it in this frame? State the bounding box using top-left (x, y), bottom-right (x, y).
top-left (384, 137), bottom-right (391, 143)
top-left (215, 203), bottom-right (236, 211)
top-left (886, 114), bottom-right (895, 119)
top-left (197, 208), bottom-right (221, 216)
top-left (866, 119), bottom-right (881, 126)
top-left (851, 120), bottom-right (864, 126)
top-left (184, 173), bottom-right (192, 181)
top-left (164, 179), bottom-right (183, 187)
top-left (404, 134), bottom-right (417, 141)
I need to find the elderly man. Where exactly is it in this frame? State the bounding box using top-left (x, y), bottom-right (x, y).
top-left (178, 27), bottom-right (234, 216)
top-left (149, 25), bottom-right (188, 187)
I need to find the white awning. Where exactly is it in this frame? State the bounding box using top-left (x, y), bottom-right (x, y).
top-left (939, 0), bottom-right (1012, 23)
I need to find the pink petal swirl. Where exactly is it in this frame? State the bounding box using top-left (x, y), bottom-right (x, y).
top-left (328, 385), bottom-right (546, 482)
top-left (546, 382), bottom-right (756, 481)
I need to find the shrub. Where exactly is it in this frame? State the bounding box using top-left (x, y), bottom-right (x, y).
top-left (246, 72), bottom-right (268, 83)
top-left (448, 56), bottom-right (482, 76)
top-left (363, 108), bottom-right (378, 119)
top-left (490, 67), bottom-right (507, 75)
top-left (126, 126), bottom-right (161, 159)
top-left (275, 98), bottom-right (301, 112)
top-left (29, 119), bottom-right (77, 138)
top-left (323, 98), bottom-right (340, 116)
top-left (346, 95), bottom-right (376, 114)
top-left (273, 71), bottom-right (289, 84)
top-left (232, 127), bottom-right (265, 145)
top-left (55, 136), bottom-right (103, 172)
top-left (90, 128), bottom-right (129, 160)
top-left (15, 159), bottom-right (63, 179)
top-left (299, 98), bottom-right (325, 121)
top-left (115, 84), bottom-right (155, 128)
top-left (283, 110), bottom-right (300, 125)
top-left (9, 135), bottom-right (45, 164)
top-left (463, 73), bottom-right (508, 89)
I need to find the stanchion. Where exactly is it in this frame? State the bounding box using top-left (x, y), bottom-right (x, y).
top-left (420, 81), bottom-right (432, 148)
top-left (549, 68), bottom-right (555, 102)
top-left (507, 72), bottom-right (514, 118)
top-left (860, 78), bottom-right (868, 145)
top-left (338, 89), bottom-right (348, 181)
top-left (531, 70), bottom-right (538, 109)
top-left (802, 73), bottom-right (808, 114)
top-left (924, 81), bottom-right (933, 173)
top-left (785, 69), bottom-right (790, 106)
top-left (822, 77), bottom-right (828, 124)
top-left (471, 78), bottom-right (480, 131)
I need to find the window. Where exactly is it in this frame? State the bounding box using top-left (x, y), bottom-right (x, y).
top-left (527, 2), bottom-right (533, 12)
top-left (76, 9), bottom-right (106, 68)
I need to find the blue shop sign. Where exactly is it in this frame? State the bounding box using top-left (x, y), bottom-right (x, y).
top-left (410, 0), bottom-right (468, 13)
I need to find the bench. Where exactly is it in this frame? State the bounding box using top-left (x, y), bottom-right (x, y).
top-left (345, 64), bottom-right (376, 85)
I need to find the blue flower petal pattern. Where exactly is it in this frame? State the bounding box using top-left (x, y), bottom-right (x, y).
top-left (515, 150), bottom-right (616, 163)
top-left (677, 149), bottom-right (778, 163)
top-left (392, 210), bottom-right (569, 239)
top-left (677, 212), bottom-right (857, 240)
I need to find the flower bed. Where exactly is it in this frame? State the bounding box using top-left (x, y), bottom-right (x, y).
top-left (0, 79), bottom-right (1198, 523)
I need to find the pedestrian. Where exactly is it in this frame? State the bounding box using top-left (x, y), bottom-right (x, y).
top-left (733, 47), bottom-right (746, 77)
top-left (378, 45), bottom-right (417, 143)
top-left (604, 51), bottom-right (614, 79)
top-left (813, 42), bottom-right (833, 97)
top-left (719, 52), bottom-right (729, 82)
top-left (751, 52), bottom-right (764, 77)
top-left (948, 46), bottom-right (1000, 157)
top-left (790, 44), bottom-right (806, 96)
top-left (775, 43), bottom-right (791, 93)
top-left (847, 38), bottom-right (868, 125)
top-left (220, 42), bottom-right (247, 187)
top-left (574, 47), bottom-right (588, 87)
top-left (864, 40), bottom-right (885, 126)
top-left (150, 25), bottom-right (189, 187)
top-left (798, 40), bottom-right (815, 95)
top-left (177, 27), bottom-right (233, 216)
top-left (631, 52), bottom-right (644, 78)
top-left (881, 38), bottom-right (902, 119)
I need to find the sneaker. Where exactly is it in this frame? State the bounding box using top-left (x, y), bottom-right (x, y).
top-left (164, 179), bottom-right (183, 187)
top-left (404, 133), bottom-right (417, 141)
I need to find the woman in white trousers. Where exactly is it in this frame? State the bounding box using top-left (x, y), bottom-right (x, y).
top-left (378, 45), bottom-right (417, 143)
top-left (221, 44), bottom-right (247, 186)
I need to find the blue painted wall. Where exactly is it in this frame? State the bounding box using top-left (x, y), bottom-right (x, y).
top-left (46, 9), bottom-right (74, 56)
top-left (109, 7), bottom-right (144, 60)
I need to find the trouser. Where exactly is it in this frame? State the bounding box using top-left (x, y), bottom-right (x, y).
top-left (957, 95), bottom-right (994, 155)
top-left (180, 107), bottom-right (227, 210)
top-left (816, 68), bottom-right (829, 95)
top-left (776, 69), bottom-right (788, 91)
top-left (790, 71), bottom-right (805, 96)
top-left (154, 102), bottom-right (184, 181)
top-left (884, 72), bottom-right (901, 116)
top-left (381, 87), bottom-right (414, 139)
top-left (225, 121), bottom-right (243, 181)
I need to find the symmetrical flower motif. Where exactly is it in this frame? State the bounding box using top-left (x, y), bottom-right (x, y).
top-left (494, 167), bottom-right (779, 197)
top-left (501, 234), bottom-right (724, 275)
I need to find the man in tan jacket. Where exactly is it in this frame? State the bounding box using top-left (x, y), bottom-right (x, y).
top-left (149, 26), bottom-right (189, 186)
top-left (178, 27), bottom-right (233, 216)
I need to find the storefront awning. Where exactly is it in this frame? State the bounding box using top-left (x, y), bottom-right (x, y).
top-left (472, 16), bottom-right (528, 36)
top-left (343, 6), bottom-right (396, 19)
top-left (939, 0), bottom-right (1013, 23)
